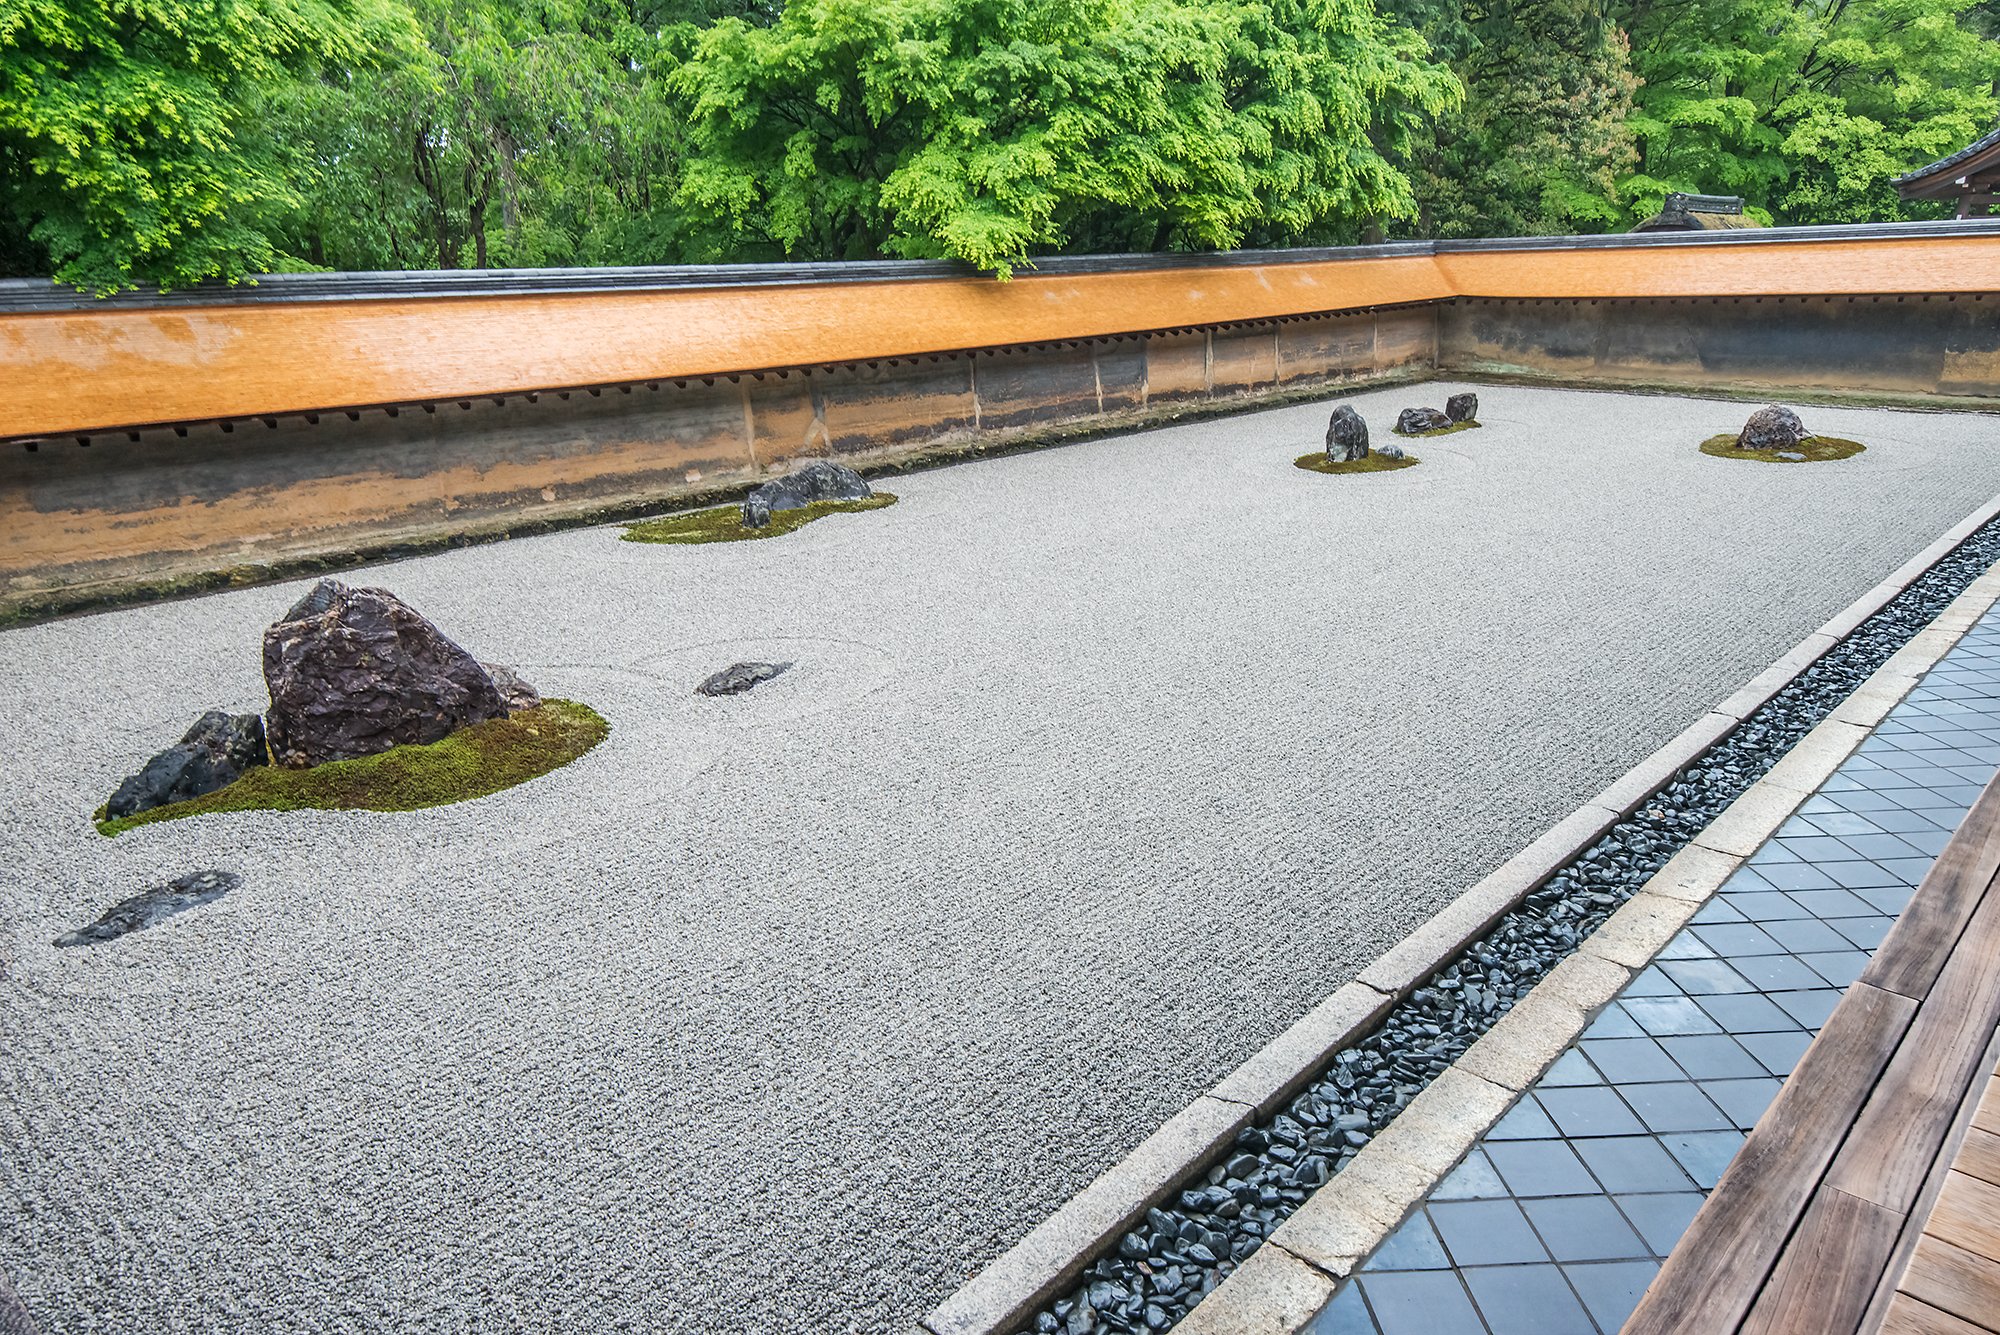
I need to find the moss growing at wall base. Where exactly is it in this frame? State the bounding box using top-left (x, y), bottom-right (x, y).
top-left (1294, 452), bottom-right (1422, 475)
top-left (95, 700), bottom-right (608, 836)
top-left (1699, 434), bottom-right (1866, 463)
top-left (622, 494), bottom-right (898, 544)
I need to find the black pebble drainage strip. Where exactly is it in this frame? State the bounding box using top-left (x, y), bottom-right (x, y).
top-left (1026, 515), bottom-right (2000, 1335)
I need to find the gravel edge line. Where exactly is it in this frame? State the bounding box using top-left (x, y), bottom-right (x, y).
top-left (916, 488), bottom-right (2000, 1335)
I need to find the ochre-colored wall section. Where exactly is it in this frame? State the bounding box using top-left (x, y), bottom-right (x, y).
top-left (11, 232), bottom-right (1999, 442)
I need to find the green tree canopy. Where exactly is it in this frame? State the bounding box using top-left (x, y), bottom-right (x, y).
top-left (671, 0), bottom-right (1460, 272)
top-left (1, 0), bottom-right (413, 290)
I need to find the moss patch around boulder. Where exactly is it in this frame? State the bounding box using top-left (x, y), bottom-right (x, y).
top-left (623, 493), bottom-right (897, 544)
top-left (95, 700), bottom-right (608, 837)
top-left (1294, 452), bottom-right (1422, 475)
top-left (1699, 434), bottom-right (1866, 464)
top-left (1394, 419), bottom-right (1481, 439)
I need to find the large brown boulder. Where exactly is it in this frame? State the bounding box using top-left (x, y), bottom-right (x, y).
top-left (1737, 405), bottom-right (1809, 451)
top-left (263, 579), bottom-right (512, 768)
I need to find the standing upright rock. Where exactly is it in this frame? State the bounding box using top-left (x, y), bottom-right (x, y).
top-left (1324, 405), bottom-right (1370, 462)
top-left (743, 460), bottom-right (874, 529)
top-left (104, 711), bottom-right (268, 818)
top-left (262, 579), bottom-right (512, 768)
top-left (1737, 406), bottom-right (1809, 451)
top-left (1445, 393), bottom-right (1478, 423)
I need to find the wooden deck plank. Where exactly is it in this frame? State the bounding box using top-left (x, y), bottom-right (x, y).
top-left (1741, 1185), bottom-right (1901, 1334)
top-left (1974, 1076), bottom-right (2000, 1137)
top-left (1882, 1292), bottom-right (1998, 1335)
top-left (1862, 774), bottom-right (2000, 1001)
top-left (1956, 1128), bottom-right (2000, 1189)
top-left (1828, 878), bottom-right (2000, 1213)
top-left (1620, 982), bottom-right (1918, 1334)
top-left (1903, 1234), bottom-right (2000, 1331)
top-left (1929, 1171), bottom-right (2000, 1264)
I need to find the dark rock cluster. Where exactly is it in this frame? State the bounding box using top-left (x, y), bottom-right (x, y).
top-left (1737, 405), bottom-right (1809, 451)
top-left (1027, 514), bottom-right (2000, 1334)
top-left (105, 579), bottom-right (540, 817)
top-left (743, 459), bottom-right (873, 529)
top-left (1323, 405), bottom-right (1370, 462)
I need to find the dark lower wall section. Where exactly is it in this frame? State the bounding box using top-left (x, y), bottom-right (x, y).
top-left (1441, 294), bottom-right (2000, 400)
top-left (0, 308), bottom-right (1436, 619)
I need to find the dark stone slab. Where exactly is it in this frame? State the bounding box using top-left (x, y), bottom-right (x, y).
top-left (105, 710), bottom-right (266, 818)
top-left (742, 459), bottom-right (872, 529)
top-left (697, 661), bottom-right (792, 696)
top-left (55, 870), bottom-right (239, 947)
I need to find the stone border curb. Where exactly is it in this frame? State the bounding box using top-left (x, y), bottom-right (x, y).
top-left (917, 492), bottom-right (2000, 1335)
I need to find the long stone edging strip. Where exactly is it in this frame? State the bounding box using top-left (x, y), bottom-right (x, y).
top-left (920, 490), bottom-right (2000, 1335)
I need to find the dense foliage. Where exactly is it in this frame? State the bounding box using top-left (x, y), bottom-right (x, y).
top-left (2, 0), bottom-right (1995, 288)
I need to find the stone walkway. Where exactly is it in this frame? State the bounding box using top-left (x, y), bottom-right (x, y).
top-left (1311, 612), bottom-right (2000, 1334)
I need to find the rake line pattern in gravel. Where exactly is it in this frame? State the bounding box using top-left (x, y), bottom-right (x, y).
top-left (1024, 516), bottom-right (2000, 1335)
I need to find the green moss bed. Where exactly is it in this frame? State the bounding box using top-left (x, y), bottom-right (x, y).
top-left (1394, 419), bottom-right (1481, 439)
top-left (623, 493), bottom-right (898, 544)
top-left (1294, 452), bottom-right (1422, 475)
top-left (95, 700), bottom-right (608, 837)
top-left (1699, 434), bottom-right (1866, 464)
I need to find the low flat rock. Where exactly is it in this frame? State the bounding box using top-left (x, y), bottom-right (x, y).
top-left (55, 870), bottom-right (239, 947)
top-left (743, 460), bottom-right (872, 529)
top-left (105, 711), bottom-right (266, 818)
top-left (697, 662), bottom-right (793, 697)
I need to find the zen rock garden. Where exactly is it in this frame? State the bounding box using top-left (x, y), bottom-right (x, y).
top-left (1296, 395), bottom-right (1480, 474)
top-left (624, 458), bottom-right (897, 544)
top-left (1703, 405), bottom-right (1867, 463)
top-left (96, 579), bottom-right (606, 839)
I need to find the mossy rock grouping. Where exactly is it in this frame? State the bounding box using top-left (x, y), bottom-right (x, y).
top-left (1699, 434), bottom-right (1866, 464)
top-left (623, 494), bottom-right (898, 544)
top-left (96, 700), bottom-right (608, 837)
top-left (1395, 418), bottom-right (1480, 439)
top-left (1294, 451), bottom-right (1421, 476)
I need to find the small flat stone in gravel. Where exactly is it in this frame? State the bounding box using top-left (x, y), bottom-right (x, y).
top-left (55, 870), bottom-right (239, 947)
top-left (697, 662), bottom-right (794, 697)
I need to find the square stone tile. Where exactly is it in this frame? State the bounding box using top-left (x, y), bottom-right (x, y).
top-left (1769, 988), bottom-right (1844, 1029)
top-left (1661, 1129), bottom-right (1745, 1189)
top-left (1659, 959), bottom-right (1756, 995)
top-left (1521, 1196), bottom-right (1650, 1263)
top-left (1571, 1136), bottom-right (1695, 1194)
top-left (1805, 811), bottom-right (1883, 837)
top-left (1305, 1282), bottom-right (1378, 1335)
top-left (1621, 1081), bottom-right (1734, 1134)
top-left (1739, 1030), bottom-right (1814, 1077)
top-left (1619, 997), bottom-right (1721, 1037)
top-left (1370, 1213), bottom-right (1451, 1270)
top-left (1461, 1264), bottom-right (1595, 1335)
top-left (1541, 1050), bottom-right (1603, 1087)
top-left (1728, 953), bottom-right (1825, 991)
top-left (1784, 888), bottom-right (1876, 919)
top-left (1614, 1192), bottom-right (1706, 1256)
top-left (1842, 832), bottom-right (1930, 860)
top-left (1485, 1139), bottom-right (1600, 1198)
top-left (1799, 950), bottom-right (1870, 988)
top-left (1690, 899), bottom-right (1747, 926)
top-left (1821, 859), bottom-right (1912, 890)
top-left (1579, 1008), bottom-right (1647, 1041)
top-left (1433, 1150), bottom-right (1509, 1201)
top-left (1775, 835), bottom-right (1858, 862)
top-left (1658, 1034), bottom-right (1768, 1080)
top-left (1355, 1270), bottom-right (1483, 1335)
top-left (1654, 933), bottom-right (1717, 962)
top-left (1829, 917), bottom-right (1895, 951)
top-left (1535, 1087), bottom-right (1646, 1138)
top-left (1428, 1199), bottom-right (1550, 1267)
top-left (1488, 1101), bottom-right (1560, 1141)
top-left (1760, 919), bottom-right (1853, 954)
top-left (1563, 1260), bottom-right (1661, 1333)
top-left (1693, 992), bottom-right (1801, 1035)
top-left (1855, 884), bottom-right (1915, 914)
top-left (1620, 967), bottom-right (1683, 998)
top-left (1881, 856), bottom-right (1938, 883)
top-left (1750, 862), bottom-right (1838, 892)
top-left (1690, 923), bottom-right (1787, 957)
top-left (1578, 1038), bottom-right (1681, 1084)
top-left (1719, 891), bottom-right (1811, 921)
top-left (1699, 1077), bottom-right (1783, 1131)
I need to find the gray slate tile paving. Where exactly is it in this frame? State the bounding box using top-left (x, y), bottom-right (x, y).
top-left (1310, 601), bottom-right (2000, 1334)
